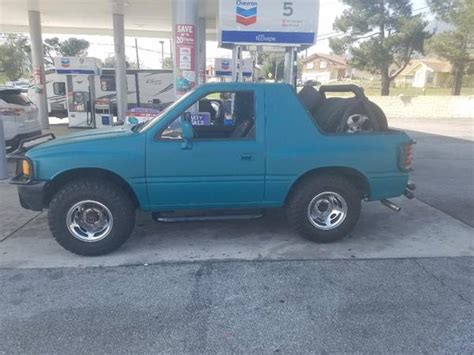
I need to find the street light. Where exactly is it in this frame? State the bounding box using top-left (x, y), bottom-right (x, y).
top-left (159, 40), bottom-right (164, 69)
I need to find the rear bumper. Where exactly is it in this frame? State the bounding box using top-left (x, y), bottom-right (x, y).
top-left (17, 181), bottom-right (47, 211)
top-left (367, 173), bottom-right (409, 201)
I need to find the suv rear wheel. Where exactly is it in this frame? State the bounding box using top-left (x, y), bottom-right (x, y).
top-left (286, 175), bottom-right (362, 243)
top-left (48, 178), bottom-right (136, 256)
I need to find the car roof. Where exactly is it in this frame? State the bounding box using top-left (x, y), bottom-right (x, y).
top-left (0, 87), bottom-right (23, 94)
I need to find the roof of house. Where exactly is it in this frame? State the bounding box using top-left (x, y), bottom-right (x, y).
top-left (400, 58), bottom-right (452, 76)
top-left (301, 53), bottom-right (348, 69)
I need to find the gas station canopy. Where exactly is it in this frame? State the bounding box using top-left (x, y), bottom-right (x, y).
top-left (0, 0), bottom-right (319, 131)
top-left (0, 0), bottom-right (217, 38)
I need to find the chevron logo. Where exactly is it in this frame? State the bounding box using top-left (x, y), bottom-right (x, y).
top-left (236, 1), bottom-right (257, 26)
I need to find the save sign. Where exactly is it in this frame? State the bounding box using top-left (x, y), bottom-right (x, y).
top-left (175, 24), bottom-right (196, 97)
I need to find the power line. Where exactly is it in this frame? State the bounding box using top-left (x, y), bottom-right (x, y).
top-left (314, 3), bottom-right (452, 43)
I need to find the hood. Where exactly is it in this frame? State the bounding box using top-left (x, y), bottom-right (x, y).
top-left (28, 126), bottom-right (136, 154)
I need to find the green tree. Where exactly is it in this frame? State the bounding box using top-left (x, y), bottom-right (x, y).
top-left (57, 37), bottom-right (89, 57)
top-left (330, 0), bottom-right (430, 95)
top-left (427, 0), bottom-right (474, 95)
top-left (43, 37), bottom-right (90, 65)
top-left (102, 56), bottom-right (134, 69)
top-left (0, 34), bottom-right (31, 81)
top-left (162, 57), bottom-right (173, 70)
top-left (257, 52), bottom-right (285, 81)
top-left (43, 37), bottom-right (61, 66)
top-left (103, 56), bottom-right (115, 68)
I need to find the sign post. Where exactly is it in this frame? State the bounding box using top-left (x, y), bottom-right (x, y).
top-left (173, 0), bottom-right (199, 99)
top-left (175, 24), bottom-right (197, 97)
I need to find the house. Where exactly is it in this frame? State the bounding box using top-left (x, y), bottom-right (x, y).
top-left (300, 53), bottom-right (349, 84)
top-left (395, 58), bottom-right (452, 88)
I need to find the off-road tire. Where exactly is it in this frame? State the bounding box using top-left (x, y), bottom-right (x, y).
top-left (48, 178), bottom-right (136, 256)
top-left (286, 175), bottom-right (362, 243)
top-left (367, 101), bottom-right (388, 130)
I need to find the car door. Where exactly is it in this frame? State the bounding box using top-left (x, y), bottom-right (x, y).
top-left (145, 87), bottom-right (265, 210)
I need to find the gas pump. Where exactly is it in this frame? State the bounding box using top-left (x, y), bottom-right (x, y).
top-left (95, 99), bottom-right (114, 127)
top-left (54, 57), bottom-right (102, 128)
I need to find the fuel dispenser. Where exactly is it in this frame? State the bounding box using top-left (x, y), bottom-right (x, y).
top-left (95, 99), bottom-right (114, 127)
top-left (54, 57), bottom-right (107, 128)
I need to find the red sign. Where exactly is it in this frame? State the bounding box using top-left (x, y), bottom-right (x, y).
top-left (32, 66), bottom-right (45, 94)
top-left (175, 24), bottom-right (196, 97)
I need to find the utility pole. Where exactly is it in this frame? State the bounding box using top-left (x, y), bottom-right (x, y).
top-left (159, 40), bottom-right (165, 68)
top-left (134, 37), bottom-right (140, 69)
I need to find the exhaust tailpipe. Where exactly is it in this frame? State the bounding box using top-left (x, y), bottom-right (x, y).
top-left (381, 199), bottom-right (401, 212)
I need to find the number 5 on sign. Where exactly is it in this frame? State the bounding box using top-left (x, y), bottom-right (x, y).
top-left (283, 1), bottom-right (293, 16)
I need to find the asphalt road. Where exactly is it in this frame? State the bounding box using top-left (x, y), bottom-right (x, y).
top-left (1, 258), bottom-right (472, 354)
top-left (391, 118), bottom-right (474, 227)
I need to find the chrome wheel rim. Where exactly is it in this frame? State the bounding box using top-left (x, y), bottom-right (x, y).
top-left (345, 114), bottom-right (370, 133)
top-left (66, 200), bottom-right (113, 242)
top-left (307, 192), bottom-right (348, 230)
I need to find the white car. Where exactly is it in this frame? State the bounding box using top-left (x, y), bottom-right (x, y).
top-left (0, 87), bottom-right (42, 153)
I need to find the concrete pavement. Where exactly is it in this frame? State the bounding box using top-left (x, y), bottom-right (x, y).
top-left (0, 197), bottom-right (472, 269)
top-left (1, 258), bottom-right (472, 353)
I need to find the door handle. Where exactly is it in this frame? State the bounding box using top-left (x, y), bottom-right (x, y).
top-left (241, 153), bottom-right (254, 160)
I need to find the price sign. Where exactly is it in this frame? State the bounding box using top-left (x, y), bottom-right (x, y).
top-left (218, 0), bottom-right (319, 46)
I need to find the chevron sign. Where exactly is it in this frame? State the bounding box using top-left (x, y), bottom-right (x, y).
top-left (236, 1), bottom-right (257, 26)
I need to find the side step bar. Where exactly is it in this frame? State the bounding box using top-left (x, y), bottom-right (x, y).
top-left (152, 211), bottom-right (264, 223)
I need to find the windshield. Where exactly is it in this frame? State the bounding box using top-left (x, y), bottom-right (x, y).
top-left (134, 89), bottom-right (195, 133)
top-left (0, 90), bottom-right (33, 106)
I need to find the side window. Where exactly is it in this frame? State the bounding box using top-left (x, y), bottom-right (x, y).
top-left (53, 82), bottom-right (66, 96)
top-left (161, 116), bottom-right (183, 140)
top-left (100, 75), bottom-right (116, 91)
top-left (160, 91), bottom-right (256, 141)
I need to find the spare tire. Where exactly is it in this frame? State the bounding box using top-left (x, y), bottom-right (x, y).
top-left (298, 85), bottom-right (324, 116)
top-left (314, 97), bottom-right (356, 132)
top-left (316, 97), bottom-right (388, 133)
top-left (366, 101), bottom-right (389, 131)
top-left (334, 101), bottom-right (388, 133)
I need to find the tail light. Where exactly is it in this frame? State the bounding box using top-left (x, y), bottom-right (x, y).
top-left (399, 142), bottom-right (415, 171)
top-left (0, 107), bottom-right (25, 116)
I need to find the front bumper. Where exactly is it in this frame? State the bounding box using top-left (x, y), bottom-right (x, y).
top-left (16, 181), bottom-right (47, 211)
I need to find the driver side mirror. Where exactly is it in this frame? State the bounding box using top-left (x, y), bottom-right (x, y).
top-left (181, 112), bottom-right (194, 150)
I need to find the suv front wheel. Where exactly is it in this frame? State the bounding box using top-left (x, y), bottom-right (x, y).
top-left (48, 178), bottom-right (136, 256)
top-left (287, 175), bottom-right (362, 243)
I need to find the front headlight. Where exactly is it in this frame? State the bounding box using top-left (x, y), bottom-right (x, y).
top-left (10, 157), bottom-right (34, 184)
top-left (21, 159), bottom-right (31, 177)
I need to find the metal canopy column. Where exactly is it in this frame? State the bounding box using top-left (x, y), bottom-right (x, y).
top-left (172, 0), bottom-right (198, 99)
top-left (284, 47), bottom-right (296, 86)
top-left (197, 17), bottom-right (206, 85)
top-left (232, 46), bottom-right (241, 82)
top-left (112, 13), bottom-right (127, 123)
top-left (28, 8), bottom-right (49, 129)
